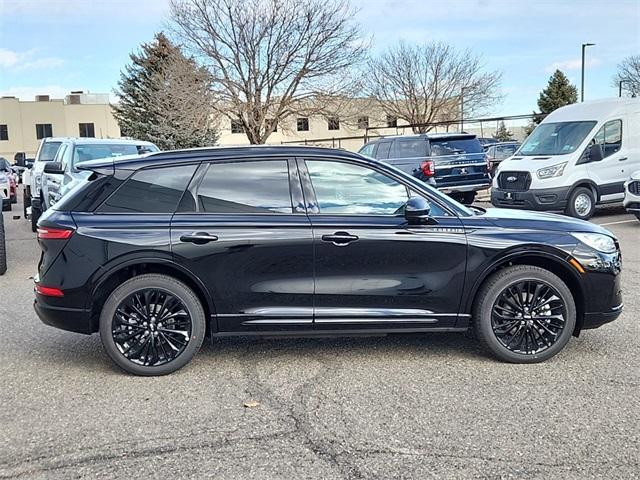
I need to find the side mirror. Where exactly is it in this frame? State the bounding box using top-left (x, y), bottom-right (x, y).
top-left (588, 143), bottom-right (604, 162)
top-left (44, 161), bottom-right (64, 174)
top-left (16, 158), bottom-right (25, 168)
top-left (404, 196), bottom-right (436, 225)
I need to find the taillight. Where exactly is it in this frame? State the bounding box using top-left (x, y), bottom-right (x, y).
top-left (37, 227), bottom-right (74, 240)
top-left (35, 285), bottom-right (64, 297)
top-left (420, 160), bottom-right (435, 177)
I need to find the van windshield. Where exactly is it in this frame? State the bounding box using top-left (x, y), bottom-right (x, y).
top-left (519, 121), bottom-right (596, 156)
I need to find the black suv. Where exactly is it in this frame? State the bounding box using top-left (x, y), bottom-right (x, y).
top-left (358, 133), bottom-right (491, 204)
top-left (35, 146), bottom-right (623, 375)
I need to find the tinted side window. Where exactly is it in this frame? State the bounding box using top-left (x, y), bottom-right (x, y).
top-left (393, 139), bottom-right (427, 158)
top-left (306, 160), bottom-right (408, 215)
top-left (99, 165), bottom-right (196, 213)
top-left (196, 160), bottom-right (292, 214)
top-left (375, 142), bottom-right (392, 159)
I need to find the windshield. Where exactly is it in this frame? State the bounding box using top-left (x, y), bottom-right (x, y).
top-left (519, 121), bottom-right (596, 156)
top-left (72, 144), bottom-right (158, 167)
top-left (39, 142), bottom-right (62, 162)
top-left (429, 138), bottom-right (483, 156)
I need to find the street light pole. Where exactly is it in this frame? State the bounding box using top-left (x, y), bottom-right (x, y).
top-left (581, 43), bottom-right (595, 102)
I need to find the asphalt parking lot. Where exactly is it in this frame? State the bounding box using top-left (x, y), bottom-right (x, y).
top-left (0, 194), bottom-right (638, 479)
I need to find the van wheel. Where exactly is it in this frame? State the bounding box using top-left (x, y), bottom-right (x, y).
top-left (565, 187), bottom-right (595, 220)
top-left (99, 274), bottom-right (206, 376)
top-left (473, 265), bottom-right (576, 363)
top-left (30, 204), bottom-right (41, 232)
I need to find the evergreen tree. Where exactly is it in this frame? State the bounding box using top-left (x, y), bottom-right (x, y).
top-left (533, 70), bottom-right (577, 124)
top-left (113, 33), bottom-right (218, 150)
top-left (493, 121), bottom-right (515, 142)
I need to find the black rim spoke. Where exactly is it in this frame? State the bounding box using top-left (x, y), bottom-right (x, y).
top-left (491, 280), bottom-right (566, 355)
top-left (111, 288), bottom-right (192, 367)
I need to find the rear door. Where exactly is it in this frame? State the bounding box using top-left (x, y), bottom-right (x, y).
top-left (587, 119), bottom-right (626, 202)
top-left (170, 158), bottom-right (314, 333)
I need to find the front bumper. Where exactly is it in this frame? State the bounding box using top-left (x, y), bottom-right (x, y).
top-left (491, 185), bottom-right (571, 211)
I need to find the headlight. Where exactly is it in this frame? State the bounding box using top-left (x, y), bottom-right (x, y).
top-left (537, 162), bottom-right (567, 179)
top-left (572, 232), bottom-right (617, 254)
top-left (35, 175), bottom-right (42, 185)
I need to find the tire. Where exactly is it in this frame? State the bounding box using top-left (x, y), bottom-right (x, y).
top-left (460, 191), bottom-right (476, 205)
top-left (635, 212), bottom-right (640, 222)
top-left (2, 199), bottom-right (10, 212)
top-left (31, 203), bottom-right (41, 232)
top-left (0, 212), bottom-right (6, 275)
top-left (99, 274), bottom-right (206, 376)
top-left (23, 190), bottom-right (28, 219)
top-left (473, 265), bottom-right (576, 363)
top-left (565, 187), bottom-right (595, 220)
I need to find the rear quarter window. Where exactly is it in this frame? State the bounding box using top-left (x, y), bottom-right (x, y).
top-left (98, 165), bottom-right (196, 213)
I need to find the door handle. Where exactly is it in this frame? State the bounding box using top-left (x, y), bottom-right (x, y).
top-left (179, 232), bottom-right (218, 244)
top-left (618, 157), bottom-right (628, 161)
top-left (321, 231), bottom-right (359, 246)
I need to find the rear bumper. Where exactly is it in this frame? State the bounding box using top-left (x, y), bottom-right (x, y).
top-left (440, 182), bottom-right (491, 193)
top-left (34, 295), bottom-right (94, 334)
top-left (491, 185), bottom-right (571, 211)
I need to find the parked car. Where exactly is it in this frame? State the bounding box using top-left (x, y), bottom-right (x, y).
top-left (27, 138), bottom-right (64, 232)
top-left (0, 158), bottom-right (17, 204)
top-left (0, 207), bottom-right (6, 275)
top-left (0, 170), bottom-right (11, 212)
top-left (623, 171), bottom-right (640, 220)
top-left (492, 98), bottom-right (640, 219)
top-left (478, 137), bottom-right (499, 150)
top-left (358, 133), bottom-right (491, 204)
top-left (35, 146), bottom-right (623, 375)
top-left (485, 142), bottom-right (521, 173)
top-left (42, 138), bottom-right (159, 208)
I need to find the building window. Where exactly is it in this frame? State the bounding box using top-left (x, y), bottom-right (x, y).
top-left (357, 116), bottom-right (369, 129)
top-left (386, 115), bottom-right (397, 128)
top-left (266, 118), bottom-right (277, 133)
top-left (297, 117), bottom-right (309, 132)
top-left (327, 117), bottom-right (340, 131)
top-left (79, 123), bottom-right (95, 138)
top-left (0, 125), bottom-right (7, 141)
top-left (230, 119), bottom-right (244, 134)
top-left (36, 124), bottom-right (53, 140)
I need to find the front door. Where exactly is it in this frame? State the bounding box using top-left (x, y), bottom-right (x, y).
top-left (588, 119), bottom-right (626, 202)
top-left (299, 158), bottom-right (468, 330)
top-left (171, 158), bottom-right (314, 332)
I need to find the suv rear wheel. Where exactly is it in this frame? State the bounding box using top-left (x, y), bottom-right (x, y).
top-left (0, 212), bottom-right (6, 275)
top-left (473, 265), bottom-right (576, 363)
top-left (99, 274), bottom-right (206, 376)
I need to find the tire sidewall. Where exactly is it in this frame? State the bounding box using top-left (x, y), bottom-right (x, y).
top-left (475, 268), bottom-right (576, 363)
top-left (99, 275), bottom-right (206, 376)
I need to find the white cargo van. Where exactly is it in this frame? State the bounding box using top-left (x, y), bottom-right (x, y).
top-left (491, 98), bottom-right (640, 219)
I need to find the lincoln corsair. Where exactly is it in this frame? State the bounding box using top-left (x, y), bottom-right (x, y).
top-left (34, 146), bottom-right (623, 375)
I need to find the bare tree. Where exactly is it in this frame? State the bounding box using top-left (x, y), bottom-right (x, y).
top-left (169, 0), bottom-right (366, 144)
top-left (365, 42), bottom-right (502, 133)
top-left (613, 55), bottom-right (640, 97)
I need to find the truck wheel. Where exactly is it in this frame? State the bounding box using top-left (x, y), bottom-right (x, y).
top-left (460, 192), bottom-right (476, 205)
top-left (31, 203), bottom-right (41, 232)
top-left (565, 187), bottom-right (595, 220)
top-left (2, 200), bottom-right (11, 212)
top-left (23, 190), bottom-right (28, 218)
top-left (0, 212), bottom-right (6, 275)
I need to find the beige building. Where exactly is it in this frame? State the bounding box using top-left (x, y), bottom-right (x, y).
top-left (0, 92), bottom-right (121, 160)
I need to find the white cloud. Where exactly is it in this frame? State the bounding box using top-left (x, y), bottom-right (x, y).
top-left (0, 85), bottom-right (71, 101)
top-left (545, 57), bottom-right (601, 73)
top-left (0, 48), bottom-right (64, 71)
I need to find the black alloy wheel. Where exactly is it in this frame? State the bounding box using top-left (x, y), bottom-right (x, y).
top-left (112, 289), bottom-right (193, 367)
top-left (491, 280), bottom-right (566, 355)
top-left (100, 274), bottom-right (205, 375)
top-left (473, 265), bottom-right (576, 363)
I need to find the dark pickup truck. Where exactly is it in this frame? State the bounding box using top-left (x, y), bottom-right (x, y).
top-left (358, 133), bottom-right (491, 204)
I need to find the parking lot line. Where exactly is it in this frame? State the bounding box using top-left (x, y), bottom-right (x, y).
top-left (598, 219), bottom-right (638, 226)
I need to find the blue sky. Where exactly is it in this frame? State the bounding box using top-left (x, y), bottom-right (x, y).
top-left (1, 0), bottom-right (638, 117)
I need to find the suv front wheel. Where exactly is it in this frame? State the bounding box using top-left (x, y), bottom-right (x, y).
top-left (99, 274), bottom-right (206, 376)
top-left (473, 265), bottom-right (576, 363)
